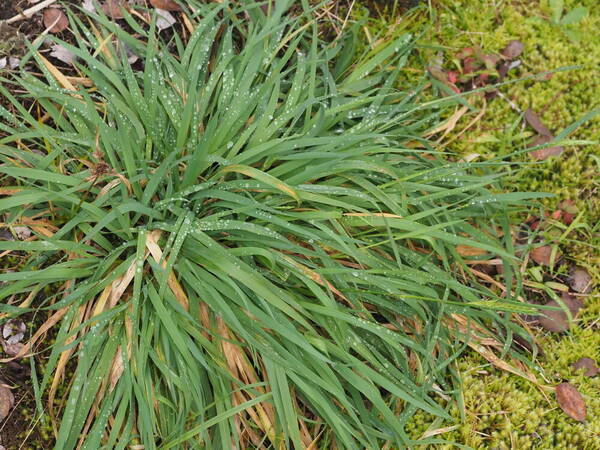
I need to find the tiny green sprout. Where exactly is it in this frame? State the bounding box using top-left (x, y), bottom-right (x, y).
top-left (546, 0), bottom-right (589, 42)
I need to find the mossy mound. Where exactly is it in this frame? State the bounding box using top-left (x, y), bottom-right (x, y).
top-left (354, 0), bottom-right (600, 447)
top-left (426, 0), bottom-right (599, 220)
top-left (406, 335), bottom-right (600, 448)
top-left (403, 307), bottom-right (600, 448)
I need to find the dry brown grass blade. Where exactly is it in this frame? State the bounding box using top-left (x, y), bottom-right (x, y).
top-left (343, 212), bottom-right (402, 219)
top-left (425, 106), bottom-right (469, 139)
top-left (108, 255), bottom-right (140, 309)
top-left (64, 76), bottom-right (94, 87)
top-left (440, 99), bottom-right (487, 148)
top-left (89, 23), bottom-right (117, 68)
top-left (0, 188), bottom-right (22, 195)
top-left (468, 267), bottom-right (527, 303)
top-left (0, 217), bottom-right (57, 238)
top-left (90, 282), bottom-right (113, 319)
top-left (279, 253), bottom-right (349, 304)
top-left (295, 393), bottom-right (317, 448)
top-left (145, 230), bottom-right (190, 310)
top-left (448, 314), bottom-right (544, 389)
top-left (305, 426), bottom-right (324, 450)
top-left (455, 245), bottom-right (488, 257)
top-left (182, 13), bottom-right (195, 34)
top-left (0, 289), bottom-right (37, 321)
top-left (96, 175), bottom-right (133, 198)
top-left (420, 425), bottom-right (460, 440)
top-left (216, 318), bottom-right (277, 448)
top-left (48, 303), bottom-right (86, 435)
top-left (6, 0), bottom-right (58, 23)
top-left (37, 53), bottom-right (78, 93)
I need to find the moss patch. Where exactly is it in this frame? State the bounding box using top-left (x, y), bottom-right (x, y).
top-left (354, 0), bottom-right (600, 447)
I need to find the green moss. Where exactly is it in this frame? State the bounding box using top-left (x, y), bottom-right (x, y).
top-left (417, 0), bottom-right (599, 217)
top-left (354, 0), bottom-right (600, 447)
top-left (405, 323), bottom-right (600, 448)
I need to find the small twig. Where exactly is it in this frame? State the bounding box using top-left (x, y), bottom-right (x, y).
top-left (5, 0), bottom-right (58, 24)
top-left (340, 0), bottom-right (356, 35)
top-left (496, 90), bottom-right (522, 114)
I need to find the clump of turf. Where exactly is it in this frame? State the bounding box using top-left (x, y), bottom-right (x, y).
top-left (0, 1), bottom-right (539, 448)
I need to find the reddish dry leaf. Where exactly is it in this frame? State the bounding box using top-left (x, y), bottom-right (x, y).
top-left (502, 40), bottom-right (524, 59)
top-left (571, 358), bottom-right (600, 377)
top-left (43, 8), bottom-right (68, 33)
top-left (102, 0), bottom-right (126, 19)
top-left (561, 211), bottom-right (575, 225)
top-left (481, 53), bottom-right (500, 70)
top-left (462, 57), bottom-right (477, 75)
top-left (530, 245), bottom-right (556, 266)
top-left (456, 47), bottom-right (474, 60)
top-left (559, 199), bottom-right (578, 215)
top-left (537, 293), bottom-right (583, 333)
top-left (529, 135), bottom-right (564, 160)
top-left (558, 200), bottom-right (578, 224)
top-left (569, 267), bottom-right (592, 294)
top-left (524, 109), bottom-right (552, 136)
top-left (150, 0), bottom-right (183, 11)
top-left (0, 381), bottom-right (14, 421)
top-left (555, 383), bottom-right (586, 422)
top-left (427, 65), bottom-right (460, 94)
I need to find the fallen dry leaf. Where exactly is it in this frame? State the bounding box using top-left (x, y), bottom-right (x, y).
top-left (537, 293), bottom-right (583, 333)
top-left (3, 320), bottom-right (25, 345)
top-left (1, 341), bottom-right (24, 357)
top-left (150, 0), bottom-right (182, 11)
top-left (43, 8), bottom-right (68, 33)
top-left (555, 383), bottom-right (586, 422)
top-left (558, 200), bottom-right (577, 224)
top-left (529, 135), bottom-right (564, 160)
top-left (524, 109), bottom-right (552, 137)
top-left (456, 47), bottom-right (474, 60)
top-left (569, 267), bottom-right (592, 294)
top-left (13, 226), bottom-right (32, 240)
top-left (530, 245), bottom-right (557, 266)
top-left (8, 56), bottom-right (21, 69)
top-left (102, 0), bottom-right (126, 19)
top-left (0, 381), bottom-right (14, 421)
top-left (498, 59), bottom-right (521, 79)
top-left (427, 55), bottom-right (460, 94)
top-left (82, 0), bottom-right (95, 12)
top-left (50, 44), bottom-right (76, 65)
top-left (156, 8), bottom-right (176, 30)
top-left (0, 57), bottom-right (20, 71)
top-left (1, 319), bottom-right (26, 356)
top-left (502, 40), bottom-right (524, 59)
top-left (571, 358), bottom-right (600, 377)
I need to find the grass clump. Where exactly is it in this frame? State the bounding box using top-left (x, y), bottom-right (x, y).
top-left (0, 1), bottom-right (539, 448)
